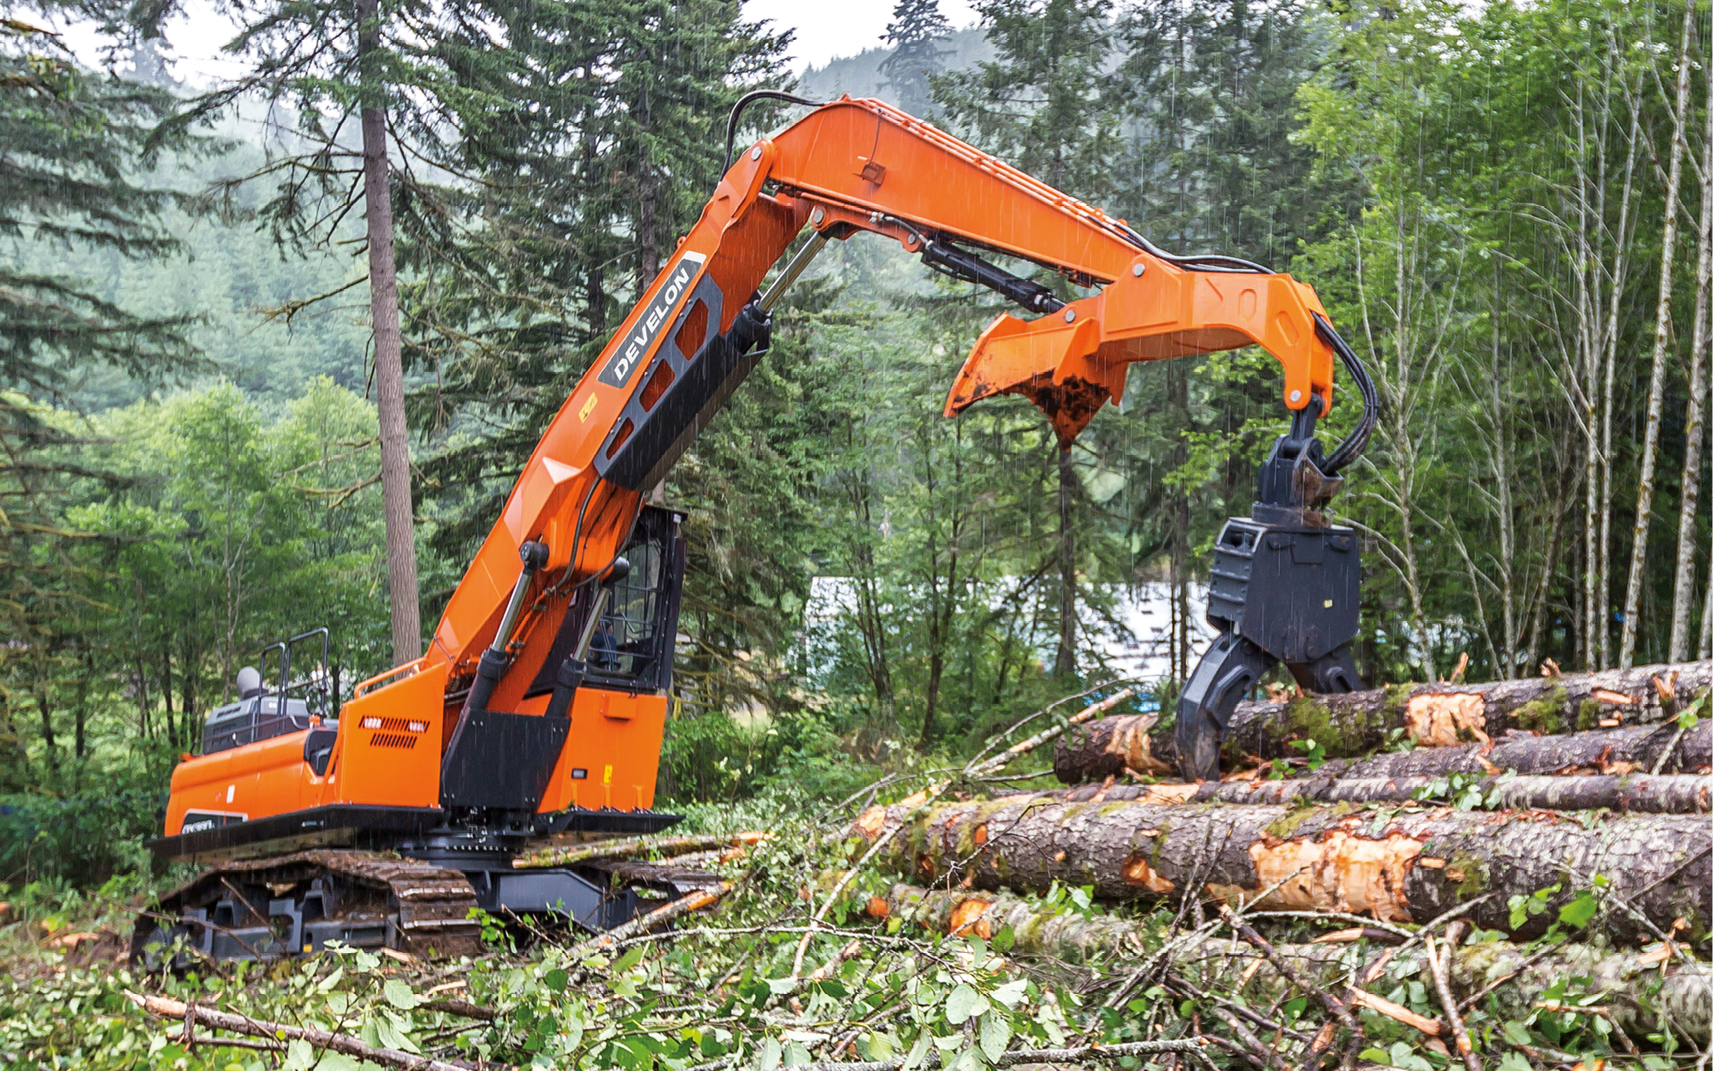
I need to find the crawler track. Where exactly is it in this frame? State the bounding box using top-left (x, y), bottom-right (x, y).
top-left (131, 850), bottom-right (482, 966)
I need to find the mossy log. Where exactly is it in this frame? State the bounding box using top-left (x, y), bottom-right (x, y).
top-left (849, 795), bottom-right (1711, 944)
top-left (867, 882), bottom-right (1713, 1040)
top-left (1055, 716), bottom-right (1710, 786)
top-left (1032, 772), bottom-right (1711, 813)
top-left (1055, 660), bottom-right (1713, 782)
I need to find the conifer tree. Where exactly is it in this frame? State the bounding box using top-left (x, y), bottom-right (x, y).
top-left (0, 21), bottom-right (204, 779)
top-left (881, 0), bottom-right (952, 116)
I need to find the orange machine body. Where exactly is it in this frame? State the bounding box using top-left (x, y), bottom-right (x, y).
top-left (161, 96), bottom-right (1351, 845)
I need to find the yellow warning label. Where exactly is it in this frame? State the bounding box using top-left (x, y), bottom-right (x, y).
top-left (603, 765), bottom-right (613, 784)
top-left (579, 394), bottom-right (598, 422)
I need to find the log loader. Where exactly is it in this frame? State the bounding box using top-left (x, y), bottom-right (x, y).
top-left (133, 93), bottom-right (1378, 964)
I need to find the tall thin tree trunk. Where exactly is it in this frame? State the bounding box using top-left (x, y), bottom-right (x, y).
top-left (1599, 92), bottom-right (1643, 669)
top-left (1054, 447), bottom-right (1078, 678)
top-left (1620, 4), bottom-right (1695, 668)
top-left (357, 0), bottom-right (420, 666)
top-left (1669, 37), bottom-right (1713, 661)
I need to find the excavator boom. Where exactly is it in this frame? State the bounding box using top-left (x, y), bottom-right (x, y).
top-left (426, 96), bottom-right (1365, 695)
top-left (142, 98), bottom-right (1377, 967)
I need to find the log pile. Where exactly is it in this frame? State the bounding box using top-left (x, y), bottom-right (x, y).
top-left (828, 659), bottom-right (1713, 1061)
top-left (1053, 658), bottom-right (1713, 779)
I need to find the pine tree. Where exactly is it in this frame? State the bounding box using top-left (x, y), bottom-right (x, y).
top-left (0, 23), bottom-right (205, 781)
top-left (880, 0), bottom-right (953, 116)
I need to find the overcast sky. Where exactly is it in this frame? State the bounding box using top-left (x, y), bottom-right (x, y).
top-left (46, 0), bottom-right (980, 83)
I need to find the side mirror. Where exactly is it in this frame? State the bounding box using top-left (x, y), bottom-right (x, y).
top-left (605, 556), bottom-right (632, 585)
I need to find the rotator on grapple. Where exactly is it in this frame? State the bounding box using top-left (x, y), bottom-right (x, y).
top-left (138, 93), bottom-right (1377, 965)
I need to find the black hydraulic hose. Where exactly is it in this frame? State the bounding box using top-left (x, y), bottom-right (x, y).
top-left (1114, 221), bottom-right (1273, 274)
top-left (723, 90), bottom-right (821, 174)
top-left (1314, 313), bottom-right (1378, 475)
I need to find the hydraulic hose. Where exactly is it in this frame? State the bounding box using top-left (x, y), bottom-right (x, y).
top-left (722, 89), bottom-right (821, 174)
top-left (1313, 313), bottom-right (1378, 475)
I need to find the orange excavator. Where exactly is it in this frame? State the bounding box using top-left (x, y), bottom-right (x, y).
top-left (134, 94), bottom-right (1376, 963)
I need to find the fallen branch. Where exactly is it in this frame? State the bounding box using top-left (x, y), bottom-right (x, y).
top-left (1425, 928), bottom-right (1481, 1071)
top-left (568, 882), bottom-right (732, 959)
top-left (1036, 772), bottom-right (1711, 814)
top-left (514, 832), bottom-right (770, 870)
top-left (851, 796), bottom-right (1711, 943)
top-left (124, 991), bottom-right (472, 1071)
top-left (966, 688), bottom-right (1135, 778)
top-left (793, 1037), bottom-right (1212, 1071)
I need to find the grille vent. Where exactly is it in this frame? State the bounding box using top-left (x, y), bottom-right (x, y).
top-left (370, 733), bottom-right (418, 749)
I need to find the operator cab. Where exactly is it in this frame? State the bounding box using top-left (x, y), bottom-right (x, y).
top-left (201, 629), bottom-right (339, 756)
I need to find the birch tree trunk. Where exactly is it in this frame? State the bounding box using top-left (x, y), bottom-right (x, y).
top-left (357, 0), bottom-right (420, 666)
top-left (1620, 4), bottom-right (1695, 668)
top-left (1670, 38), bottom-right (1713, 661)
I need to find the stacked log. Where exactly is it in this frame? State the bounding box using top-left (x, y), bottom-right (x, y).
top-left (1032, 772), bottom-right (1711, 813)
top-left (1054, 659), bottom-right (1713, 781)
top-left (848, 794), bottom-right (1710, 943)
top-left (865, 883), bottom-right (1713, 1040)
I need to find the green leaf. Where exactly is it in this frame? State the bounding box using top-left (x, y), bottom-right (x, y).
top-left (383, 979), bottom-right (419, 1010)
top-left (945, 983), bottom-right (979, 1024)
top-left (1558, 891), bottom-right (1597, 928)
top-left (979, 1013), bottom-right (1010, 1062)
top-left (991, 979), bottom-right (1028, 1008)
top-left (612, 945), bottom-right (646, 973)
top-left (1503, 1020), bottom-right (1533, 1045)
top-left (991, 926), bottom-right (1015, 953)
top-left (285, 1039), bottom-right (317, 1070)
top-left (545, 968), bottom-right (569, 992)
top-left (1359, 1050), bottom-right (1389, 1064)
top-left (899, 1033), bottom-right (933, 1071)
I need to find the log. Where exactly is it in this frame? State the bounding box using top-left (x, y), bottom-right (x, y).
top-left (514, 831), bottom-right (768, 870)
top-left (849, 796), bottom-right (1711, 943)
top-left (866, 883), bottom-right (1713, 1040)
top-left (1057, 710), bottom-right (1712, 784)
top-left (124, 991), bottom-right (471, 1071)
top-left (1055, 659), bottom-right (1713, 780)
top-left (1033, 773), bottom-right (1712, 813)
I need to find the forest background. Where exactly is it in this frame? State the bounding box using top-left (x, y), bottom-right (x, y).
top-left (3, 0), bottom-right (1709, 888)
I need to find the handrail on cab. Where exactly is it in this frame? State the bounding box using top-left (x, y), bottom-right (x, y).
top-left (356, 657), bottom-right (427, 697)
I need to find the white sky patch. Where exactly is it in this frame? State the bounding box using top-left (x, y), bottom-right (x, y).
top-left (39, 0), bottom-right (979, 83)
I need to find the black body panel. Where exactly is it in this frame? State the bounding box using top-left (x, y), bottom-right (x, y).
top-left (439, 710), bottom-right (571, 810)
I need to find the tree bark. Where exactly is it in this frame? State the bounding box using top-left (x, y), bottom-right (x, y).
top-left (1620, 3), bottom-right (1695, 668)
top-left (1033, 772), bottom-right (1710, 813)
top-left (1672, 38), bottom-right (1713, 662)
top-left (1054, 660), bottom-right (1713, 779)
top-left (357, 0), bottom-right (421, 667)
top-left (1054, 447), bottom-right (1077, 678)
top-left (865, 883), bottom-right (1713, 1040)
top-left (851, 796), bottom-right (1710, 943)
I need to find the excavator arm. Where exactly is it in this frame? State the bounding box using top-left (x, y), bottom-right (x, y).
top-left (424, 95), bottom-right (1378, 781)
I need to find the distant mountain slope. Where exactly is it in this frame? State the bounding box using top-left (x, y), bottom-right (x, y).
top-left (795, 26), bottom-right (993, 107)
